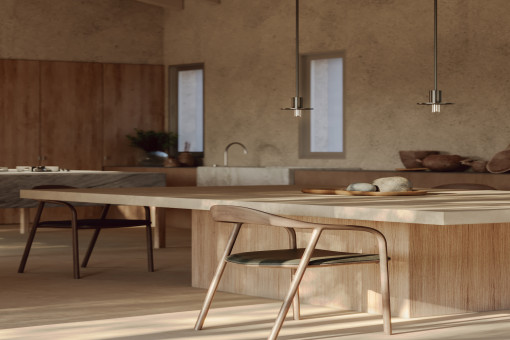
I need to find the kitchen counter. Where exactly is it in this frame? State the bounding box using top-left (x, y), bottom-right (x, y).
top-left (2, 170), bottom-right (165, 234)
top-left (294, 168), bottom-right (510, 190)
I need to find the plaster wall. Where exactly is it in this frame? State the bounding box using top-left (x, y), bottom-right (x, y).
top-left (164, 0), bottom-right (510, 170)
top-left (0, 0), bottom-right (164, 64)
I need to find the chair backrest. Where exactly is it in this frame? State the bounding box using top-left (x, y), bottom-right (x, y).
top-left (32, 185), bottom-right (76, 190)
top-left (210, 205), bottom-right (325, 230)
top-left (211, 204), bottom-right (375, 234)
top-left (211, 205), bottom-right (391, 244)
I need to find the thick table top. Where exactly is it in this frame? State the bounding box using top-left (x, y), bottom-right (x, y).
top-left (19, 185), bottom-right (510, 225)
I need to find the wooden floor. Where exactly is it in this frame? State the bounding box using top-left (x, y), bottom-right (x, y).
top-left (1, 225), bottom-right (509, 340)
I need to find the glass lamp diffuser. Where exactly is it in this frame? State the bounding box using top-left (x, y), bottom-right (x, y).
top-left (418, 90), bottom-right (453, 113)
top-left (282, 97), bottom-right (312, 117)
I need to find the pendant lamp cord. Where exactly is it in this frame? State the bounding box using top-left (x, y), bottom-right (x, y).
top-left (295, 0), bottom-right (300, 98)
top-left (434, 0), bottom-right (438, 91)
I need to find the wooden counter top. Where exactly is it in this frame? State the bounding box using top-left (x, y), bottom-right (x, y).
top-left (20, 185), bottom-right (510, 225)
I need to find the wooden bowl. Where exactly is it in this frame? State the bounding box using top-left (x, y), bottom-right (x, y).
top-left (422, 154), bottom-right (469, 172)
top-left (399, 150), bottom-right (439, 169)
top-left (487, 148), bottom-right (510, 173)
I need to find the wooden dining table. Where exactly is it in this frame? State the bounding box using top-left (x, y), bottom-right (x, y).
top-left (20, 185), bottom-right (510, 318)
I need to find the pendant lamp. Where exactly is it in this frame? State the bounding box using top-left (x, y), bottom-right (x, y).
top-left (281, 0), bottom-right (312, 117)
top-left (417, 0), bottom-right (453, 113)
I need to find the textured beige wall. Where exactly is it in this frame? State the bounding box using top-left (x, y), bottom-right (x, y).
top-left (164, 0), bottom-right (510, 170)
top-left (0, 0), bottom-right (164, 64)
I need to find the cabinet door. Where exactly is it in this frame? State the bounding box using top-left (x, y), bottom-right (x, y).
top-left (102, 63), bottom-right (164, 166)
top-left (40, 61), bottom-right (103, 170)
top-left (0, 60), bottom-right (40, 168)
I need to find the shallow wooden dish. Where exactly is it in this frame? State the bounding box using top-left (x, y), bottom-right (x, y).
top-left (395, 168), bottom-right (428, 172)
top-left (301, 188), bottom-right (428, 196)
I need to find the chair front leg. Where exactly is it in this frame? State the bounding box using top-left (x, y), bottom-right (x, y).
top-left (195, 222), bottom-right (242, 331)
top-left (18, 202), bottom-right (45, 273)
top-left (268, 228), bottom-right (323, 340)
top-left (70, 208), bottom-right (80, 279)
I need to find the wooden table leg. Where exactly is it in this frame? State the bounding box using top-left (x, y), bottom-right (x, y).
top-left (19, 208), bottom-right (30, 234)
top-left (151, 207), bottom-right (166, 248)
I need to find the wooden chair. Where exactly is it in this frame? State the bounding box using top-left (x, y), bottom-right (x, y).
top-left (194, 205), bottom-right (392, 339)
top-left (18, 185), bottom-right (154, 279)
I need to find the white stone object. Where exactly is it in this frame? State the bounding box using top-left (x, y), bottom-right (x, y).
top-left (372, 176), bottom-right (413, 192)
top-left (346, 183), bottom-right (378, 192)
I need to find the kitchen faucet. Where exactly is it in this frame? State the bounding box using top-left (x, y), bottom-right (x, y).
top-left (224, 142), bottom-right (247, 166)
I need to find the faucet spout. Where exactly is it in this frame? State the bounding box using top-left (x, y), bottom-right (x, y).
top-left (224, 142), bottom-right (248, 167)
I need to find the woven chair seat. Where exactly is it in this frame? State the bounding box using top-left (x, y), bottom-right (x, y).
top-left (227, 248), bottom-right (381, 267)
top-left (37, 219), bottom-right (149, 229)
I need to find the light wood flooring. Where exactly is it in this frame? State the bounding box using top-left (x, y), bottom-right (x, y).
top-left (1, 225), bottom-right (509, 340)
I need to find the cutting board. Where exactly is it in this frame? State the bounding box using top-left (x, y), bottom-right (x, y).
top-left (301, 188), bottom-right (428, 196)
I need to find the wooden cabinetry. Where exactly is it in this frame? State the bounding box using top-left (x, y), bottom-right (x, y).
top-left (0, 60), bottom-right (40, 168)
top-left (40, 61), bottom-right (103, 170)
top-left (0, 59), bottom-right (164, 170)
top-left (103, 64), bottom-right (164, 166)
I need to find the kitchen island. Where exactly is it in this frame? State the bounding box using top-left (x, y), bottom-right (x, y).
top-left (1, 170), bottom-right (165, 235)
top-left (20, 185), bottom-right (510, 318)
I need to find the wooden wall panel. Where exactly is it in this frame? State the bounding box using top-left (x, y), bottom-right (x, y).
top-left (0, 60), bottom-right (40, 168)
top-left (102, 63), bottom-right (164, 166)
top-left (40, 61), bottom-right (103, 170)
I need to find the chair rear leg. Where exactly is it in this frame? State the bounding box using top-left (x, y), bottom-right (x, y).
top-left (379, 255), bottom-right (392, 335)
top-left (143, 206), bottom-right (154, 272)
top-left (195, 222), bottom-right (242, 331)
top-left (81, 228), bottom-right (101, 268)
top-left (145, 222), bottom-right (154, 272)
top-left (18, 203), bottom-right (45, 273)
top-left (285, 228), bottom-right (300, 320)
top-left (291, 269), bottom-right (301, 320)
top-left (374, 230), bottom-right (392, 335)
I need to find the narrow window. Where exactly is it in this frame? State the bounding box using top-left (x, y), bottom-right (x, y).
top-left (300, 52), bottom-right (344, 158)
top-left (169, 64), bottom-right (204, 157)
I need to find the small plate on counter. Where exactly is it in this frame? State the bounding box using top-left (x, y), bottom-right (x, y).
top-left (301, 188), bottom-right (428, 196)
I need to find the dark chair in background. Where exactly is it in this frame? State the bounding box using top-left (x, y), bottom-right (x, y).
top-left (18, 185), bottom-right (154, 279)
top-left (194, 205), bottom-right (392, 339)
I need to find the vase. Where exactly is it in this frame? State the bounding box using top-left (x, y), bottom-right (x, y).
top-left (138, 151), bottom-right (168, 167)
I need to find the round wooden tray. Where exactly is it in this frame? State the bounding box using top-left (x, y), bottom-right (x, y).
top-left (301, 188), bottom-right (428, 196)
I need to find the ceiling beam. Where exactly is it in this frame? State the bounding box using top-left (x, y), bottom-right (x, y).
top-left (135, 0), bottom-right (220, 10)
top-left (135, 0), bottom-right (184, 10)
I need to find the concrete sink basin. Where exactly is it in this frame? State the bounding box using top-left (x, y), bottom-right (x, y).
top-left (197, 166), bottom-right (294, 186)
